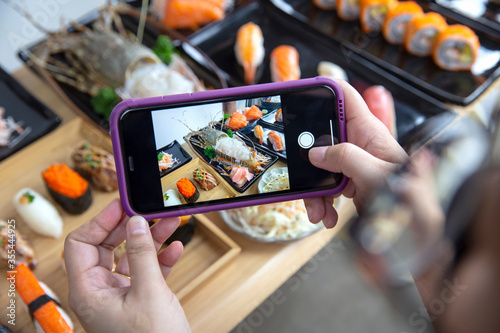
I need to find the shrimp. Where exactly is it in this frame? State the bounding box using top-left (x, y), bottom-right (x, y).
top-left (234, 22), bottom-right (265, 85)
top-left (270, 45), bottom-right (300, 82)
top-left (267, 131), bottom-right (285, 152)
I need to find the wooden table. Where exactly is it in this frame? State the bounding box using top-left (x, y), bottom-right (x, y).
top-left (0, 68), bottom-right (356, 333)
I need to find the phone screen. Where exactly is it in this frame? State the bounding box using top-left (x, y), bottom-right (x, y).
top-left (119, 85), bottom-right (343, 214)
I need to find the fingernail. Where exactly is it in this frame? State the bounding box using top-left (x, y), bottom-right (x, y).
top-left (309, 146), bottom-right (328, 164)
top-left (128, 216), bottom-right (148, 235)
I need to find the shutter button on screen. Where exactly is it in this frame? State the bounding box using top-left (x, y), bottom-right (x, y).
top-left (298, 132), bottom-right (315, 149)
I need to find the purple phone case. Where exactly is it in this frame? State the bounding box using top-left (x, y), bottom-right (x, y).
top-left (110, 77), bottom-right (348, 219)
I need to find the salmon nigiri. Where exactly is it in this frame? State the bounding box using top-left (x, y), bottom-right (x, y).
top-left (267, 131), bottom-right (285, 152)
top-left (270, 45), bottom-right (300, 82)
top-left (254, 125), bottom-right (264, 144)
top-left (275, 108), bottom-right (283, 122)
top-left (158, 0), bottom-right (225, 29)
top-left (235, 22), bottom-right (265, 85)
top-left (244, 105), bottom-right (263, 120)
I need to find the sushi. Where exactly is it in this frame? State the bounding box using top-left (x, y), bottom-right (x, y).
top-left (176, 178), bottom-right (200, 203)
top-left (7, 264), bottom-right (73, 333)
top-left (244, 105), bottom-right (263, 120)
top-left (404, 12), bottom-right (448, 57)
top-left (72, 142), bottom-right (118, 192)
top-left (267, 131), bottom-right (285, 152)
top-left (317, 61), bottom-right (349, 82)
top-left (360, 0), bottom-right (396, 34)
top-left (226, 111), bottom-right (248, 130)
top-left (12, 188), bottom-right (63, 238)
top-left (432, 25), bottom-right (480, 71)
top-left (230, 166), bottom-right (254, 187)
top-left (163, 189), bottom-right (183, 207)
top-left (275, 109), bottom-right (283, 122)
top-left (153, 0), bottom-right (226, 29)
top-left (337, 0), bottom-right (361, 21)
top-left (382, 1), bottom-right (423, 45)
top-left (254, 125), bottom-right (264, 144)
top-left (42, 164), bottom-right (92, 214)
top-left (234, 22), bottom-right (265, 85)
top-left (157, 151), bottom-right (179, 172)
top-left (0, 220), bottom-right (37, 269)
top-left (193, 167), bottom-right (218, 191)
top-left (270, 45), bottom-right (300, 82)
top-left (313, 0), bottom-right (337, 10)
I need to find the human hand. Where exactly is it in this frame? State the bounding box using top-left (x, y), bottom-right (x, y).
top-left (304, 82), bottom-right (408, 228)
top-left (64, 199), bottom-right (190, 333)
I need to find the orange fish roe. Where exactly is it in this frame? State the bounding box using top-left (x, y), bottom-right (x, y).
top-left (42, 164), bottom-right (88, 198)
top-left (177, 178), bottom-right (196, 198)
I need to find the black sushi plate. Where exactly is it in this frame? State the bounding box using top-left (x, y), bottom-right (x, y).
top-left (157, 140), bottom-right (193, 178)
top-left (0, 66), bottom-right (60, 162)
top-left (268, 0), bottom-right (500, 106)
top-left (18, 0), bottom-right (226, 132)
top-left (187, 130), bottom-right (279, 193)
top-left (239, 122), bottom-right (287, 160)
top-left (183, 0), bottom-right (457, 149)
top-left (421, 0), bottom-right (500, 39)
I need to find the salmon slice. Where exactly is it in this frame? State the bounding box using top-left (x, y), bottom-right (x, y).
top-left (244, 105), bottom-right (263, 120)
top-left (254, 125), bottom-right (264, 144)
top-left (267, 131), bottom-right (285, 152)
top-left (226, 111), bottom-right (247, 130)
top-left (162, 0), bottom-right (225, 29)
top-left (270, 45), bottom-right (300, 82)
top-left (234, 22), bottom-right (265, 85)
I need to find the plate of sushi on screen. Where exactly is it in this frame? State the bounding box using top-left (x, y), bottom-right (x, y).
top-left (267, 0), bottom-right (500, 105)
top-left (157, 140), bottom-right (193, 177)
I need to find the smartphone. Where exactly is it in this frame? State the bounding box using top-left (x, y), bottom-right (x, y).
top-left (110, 77), bottom-right (347, 219)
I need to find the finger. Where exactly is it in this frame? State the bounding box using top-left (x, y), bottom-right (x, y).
top-left (114, 217), bottom-right (180, 276)
top-left (335, 79), bottom-right (377, 123)
top-left (125, 216), bottom-right (165, 295)
top-left (304, 197), bottom-right (326, 224)
top-left (158, 241), bottom-right (184, 280)
top-left (363, 85), bottom-right (397, 138)
top-left (97, 213), bottom-right (130, 270)
top-left (65, 199), bottom-right (123, 281)
top-left (321, 197), bottom-right (339, 229)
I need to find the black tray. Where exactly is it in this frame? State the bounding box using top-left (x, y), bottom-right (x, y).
top-left (183, 1), bottom-right (455, 149)
top-left (187, 130), bottom-right (279, 193)
top-left (157, 140), bottom-right (192, 177)
top-left (240, 122), bottom-right (287, 160)
top-left (422, 0), bottom-right (500, 39)
top-left (269, 0), bottom-right (500, 106)
top-left (18, 1), bottom-right (225, 131)
top-left (0, 67), bottom-right (60, 162)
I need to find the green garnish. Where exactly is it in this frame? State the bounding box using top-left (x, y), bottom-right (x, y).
top-left (158, 152), bottom-right (164, 161)
top-left (164, 193), bottom-right (169, 201)
top-left (262, 109), bottom-right (268, 115)
top-left (153, 35), bottom-right (178, 65)
top-left (204, 146), bottom-right (216, 159)
top-left (85, 152), bottom-right (92, 163)
top-left (23, 192), bottom-right (35, 203)
top-left (92, 87), bottom-right (121, 120)
top-left (82, 142), bottom-right (89, 149)
top-left (227, 129), bottom-right (233, 138)
top-left (223, 114), bottom-right (231, 120)
top-left (89, 161), bottom-right (100, 169)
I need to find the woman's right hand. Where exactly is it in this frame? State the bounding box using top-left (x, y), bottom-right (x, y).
top-left (304, 82), bottom-right (408, 228)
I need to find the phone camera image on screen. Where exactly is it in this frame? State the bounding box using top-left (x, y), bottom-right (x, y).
top-left (118, 84), bottom-right (343, 214)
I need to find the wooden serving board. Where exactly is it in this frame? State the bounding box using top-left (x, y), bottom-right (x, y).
top-left (0, 118), bottom-right (240, 333)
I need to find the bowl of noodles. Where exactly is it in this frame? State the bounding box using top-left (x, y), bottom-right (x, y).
top-left (219, 200), bottom-right (324, 242)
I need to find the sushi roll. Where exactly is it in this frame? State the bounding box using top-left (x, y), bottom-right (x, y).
top-left (0, 220), bottom-right (37, 269)
top-left (382, 1), bottom-right (423, 45)
top-left (270, 45), bottom-right (301, 82)
top-left (8, 264), bottom-right (73, 333)
top-left (235, 22), bottom-right (265, 85)
top-left (163, 189), bottom-right (183, 207)
top-left (313, 0), bottom-right (337, 10)
top-left (360, 0), bottom-right (396, 34)
top-left (12, 188), bottom-right (63, 238)
top-left (193, 167), bottom-right (218, 191)
top-left (337, 0), bottom-right (361, 21)
top-left (72, 141), bottom-right (118, 192)
top-left (404, 12), bottom-right (448, 57)
top-left (176, 178), bottom-right (200, 203)
top-left (432, 25), bottom-right (480, 71)
top-left (42, 163), bottom-right (92, 215)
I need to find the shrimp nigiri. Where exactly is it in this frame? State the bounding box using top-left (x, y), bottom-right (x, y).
top-left (267, 131), bottom-right (285, 152)
top-left (226, 111), bottom-right (247, 130)
top-left (270, 45), bottom-right (300, 82)
top-left (254, 125), bottom-right (264, 144)
top-left (244, 105), bottom-right (263, 120)
top-left (235, 22), bottom-right (265, 85)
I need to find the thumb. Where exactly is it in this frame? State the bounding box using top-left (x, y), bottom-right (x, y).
top-left (308, 143), bottom-right (393, 186)
top-left (125, 216), bottom-right (164, 294)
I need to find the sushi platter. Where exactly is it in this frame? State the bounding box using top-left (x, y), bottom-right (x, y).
top-left (0, 118), bottom-right (240, 333)
top-left (0, 66), bottom-right (60, 162)
top-left (269, 0), bottom-right (500, 105)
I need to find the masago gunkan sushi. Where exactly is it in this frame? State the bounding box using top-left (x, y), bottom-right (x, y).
top-left (42, 164), bottom-right (92, 214)
top-left (176, 178), bottom-right (200, 203)
top-left (432, 24), bottom-right (479, 71)
top-left (382, 1), bottom-right (423, 45)
top-left (13, 188), bottom-right (63, 238)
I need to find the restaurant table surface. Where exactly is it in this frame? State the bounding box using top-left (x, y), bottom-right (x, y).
top-left (0, 68), bottom-right (358, 333)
